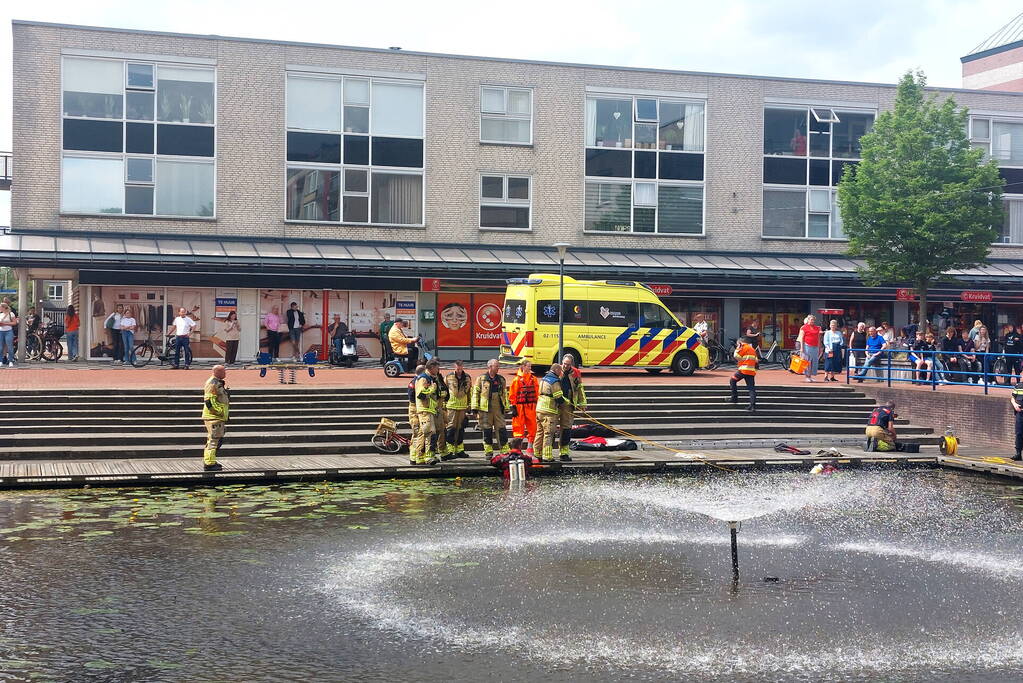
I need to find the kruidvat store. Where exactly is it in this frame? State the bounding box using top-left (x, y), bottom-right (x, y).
top-left (5, 232), bottom-right (1023, 363)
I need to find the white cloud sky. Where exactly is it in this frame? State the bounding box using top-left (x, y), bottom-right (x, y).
top-left (0, 0), bottom-right (1019, 225)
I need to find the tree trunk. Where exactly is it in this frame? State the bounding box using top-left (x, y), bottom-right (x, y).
top-left (917, 281), bottom-right (929, 334)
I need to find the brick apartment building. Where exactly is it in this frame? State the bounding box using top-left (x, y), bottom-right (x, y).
top-left (6, 20), bottom-right (1023, 362)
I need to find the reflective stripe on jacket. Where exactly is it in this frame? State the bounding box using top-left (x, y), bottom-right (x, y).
top-left (202, 376), bottom-right (230, 422)
top-left (471, 373), bottom-right (509, 412)
top-left (445, 371), bottom-right (472, 410)
top-left (735, 342), bottom-right (758, 376)
top-left (415, 373), bottom-right (438, 414)
top-left (536, 373), bottom-right (564, 415)
top-left (565, 368), bottom-right (587, 408)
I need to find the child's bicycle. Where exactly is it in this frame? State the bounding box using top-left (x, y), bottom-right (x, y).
top-left (371, 417), bottom-right (411, 454)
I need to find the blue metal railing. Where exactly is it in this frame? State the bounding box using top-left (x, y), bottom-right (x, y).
top-left (846, 347), bottom-right (1023, 394)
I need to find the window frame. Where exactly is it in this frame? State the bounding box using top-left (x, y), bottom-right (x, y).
top-left (971, 115), bottom-right (1023, 169)
top-left (762, 185), bottom-right (845, 240)
top-left (583, 178), bottom-right (705, 236)
top-left (479, 85), bottom-right (534, 146)
top-left (997, 194), bottom-right (1023, 245)
top-left (585, 93), bottom-right (706, 153)
top-left (479, 173), bottom-right (532, 231)
top-left (59, 55), bottom-right (217, 219)
top-left (284, 70), bottom-right (426, 228)
top-left (46, 284), bottom-right (65, 302)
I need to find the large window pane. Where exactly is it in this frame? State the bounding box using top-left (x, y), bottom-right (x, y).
top-left (508, 177), bottom-right (529, 200)
top-left (127, 63), bottom-right (154, 89)
top-left (481, 176), bottom-right (504, 199)
top-left (155, 160), bottom-right (214, 216)
top-left (343, 78), bottom-right (369, 105)
top-left (481, 206), bottom-right (530, 229)
top-left (584, 182), bottom-right (631, 232)
top-left (481, 117), bottom-right (530, 144)
top-left (586, 98), bottom-right (632, 147)
top-left (657, 102), bottom-right (704, 152)
top-left (63, 119), bottom-right (122, 153)
top-left (658, 185), bottom-right (703, 234)
top-left (1003, 198), bottom-right (1023, 244)
top-left (63, 57), bottom-right (123, 119)
top-left (126, 91), bottom-right (154, 121)
top-left (508, 90), bottom-right (531, 115)
top-left (764, 108), bottom-right (807, 156)
top-left (482, 88), bottom-right (505, 113)
top-left (763, 190), bottom-right (805, 237)
top-left (125, 185), bottom-right (154, 215)
top-left (833, 112), bottom-right (873, 159)
top-left (287, 76), bottom-right (341, 131)
top-left (371, 137), bottom-right (423, 168)
top-left (372, 83), bottom-right (423, 137)
top-left (62, 157), bottom-right (124, 214)
top-left (993, 121), bottom-right (1023, 165)
top-left (371, 173), bottom-right (423, 224)
top-left (286, 168), bottom-right (340, 221)
top-left (157, 66), bottom-right (215, 124)
top-left (157, 124), bottom-right (215, 157)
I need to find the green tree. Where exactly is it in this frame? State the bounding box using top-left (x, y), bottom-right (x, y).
top-left (837, 70), bottom-right (1004, 326)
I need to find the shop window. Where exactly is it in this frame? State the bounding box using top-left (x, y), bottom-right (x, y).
top-left (61, 157), bottom-right (124, 214)
top-left (154, 160), bottom-right (214, 217)
top-left (157, 124), bottom-right (215, 157)
top-left (287, 132), bottom-right (341, 164)
top-left (286, 168), bottom-right (340, 222)
top-left (370, 137), bottom-right (423, 168)
top-left (480, 174), bottom-right (531, 230)
top-left (63, 119), bottom-right (122, 153)
top-left (371, 172), bottom-right (423, 225)
top-left (481, 86), bottom-right (532, 145)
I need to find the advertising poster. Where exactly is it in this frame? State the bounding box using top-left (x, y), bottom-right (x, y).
top-left (437, 293), bottom-right (471, 347)
top-left (259, 289), bottom-right (323, 358)
top-left (472, 294), bottom-right (505, 348)
top-left (349, 290), bottom-right (395, 359)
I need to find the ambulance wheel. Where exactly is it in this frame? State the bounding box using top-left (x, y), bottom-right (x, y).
top-left (645, 368), bottom-right (664, 374)
top-left (383, 362), bottom-right (401, 378)
top-left (671, 351), bottom-right (697, 376)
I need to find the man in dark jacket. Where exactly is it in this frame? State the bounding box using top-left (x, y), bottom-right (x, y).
top-left (286, 302), bottom-right (306, 362)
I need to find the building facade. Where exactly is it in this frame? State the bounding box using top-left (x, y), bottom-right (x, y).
top-left (8, 20), bottom-right (1023, 362)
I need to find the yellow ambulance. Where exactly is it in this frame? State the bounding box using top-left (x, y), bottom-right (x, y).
top-left (499, 274), bottom-right (710, 375)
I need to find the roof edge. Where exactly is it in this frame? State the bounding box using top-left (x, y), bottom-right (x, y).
top-left (962, 38), bottom-right (1023, 64)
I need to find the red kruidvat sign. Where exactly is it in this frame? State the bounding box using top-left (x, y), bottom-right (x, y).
top-left (818, 308), bottom-right (844, 315)
top-left (895, 288), bottom-right (916, 301)
top-left (647, 284), bottom-right (673, 296)
top-left (420, 278), bottom-right (442, 292)
top-left (960, 290), bottom-right (993, 302)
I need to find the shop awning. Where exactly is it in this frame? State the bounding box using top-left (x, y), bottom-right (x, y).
top-left (1, 229), bottom-right (1021, 286)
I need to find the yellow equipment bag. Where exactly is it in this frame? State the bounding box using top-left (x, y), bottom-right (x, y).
top-left (789, 355), bottom-right (809, 374)
top-left (939, 435), bottom-right (959, 456)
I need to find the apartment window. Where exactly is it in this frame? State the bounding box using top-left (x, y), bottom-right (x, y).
top-left (1001, 197), bottom-right (1023, 244)
top-left (584, 94), bottom-right (705, 234)
top-left (763, 105), bottom-right (871, 238)
top-left (47, 284), bottom-right (65, 302)
top-left (60, 57), bottom-right (216, 217)
top-left (480, 174), bottom-right (531, 230)
top-left (971, 116), bottom-right (1023, 166)
top-left (480, 87), bottom-right (532, 145)
top-left (286, 72), bottom-right (424, 226)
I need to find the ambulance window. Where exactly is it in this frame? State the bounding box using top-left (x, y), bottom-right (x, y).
top-left (589, 301), bottom-right (638, 327)
top-left (504, 299), bottom-right (526, 324)
top-left (640, 303), bottom-right (679, 328)
top-left (537, 300), bottom-right (587, 324)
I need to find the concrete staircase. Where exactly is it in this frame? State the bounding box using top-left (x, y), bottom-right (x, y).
top-left (0, 384), bottom-right (935, 460)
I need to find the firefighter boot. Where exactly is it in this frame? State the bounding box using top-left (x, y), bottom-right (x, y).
top-left (559, 429), bottom-right (573, 462)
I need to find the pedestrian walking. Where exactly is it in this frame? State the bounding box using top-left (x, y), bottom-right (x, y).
top-left (534, 363), bottom-right (565, 462)
top-left (822, 319), bottom-right (844, 382)
top-left (0, 303), bottom-right (17, 368)
top-left (104, 303), bottom-right (124, 365)
top-left (413, 359), bottom-right (443, 466)
top-left (510, 360), bottom-right (539, 454)
top-left (264, 306), bottom-right (282, 361)
top-left (201, 364), bottom-right (230, 471)
top-left (64, 305), bottom-right (80, 362)
top-left (558, 354), bottom-right (587, 461)
top-left (286, 301), bottom-right (306, 361)
top-left (168, 307), bottom-right (197, 369)
top-left (796, 315), bottom-right (822, 382)
top-left (120, 306), bottom-right (138, 366)
top-left (471, 358), bottom-right (510, 458)
top-left (728, 331), bottom-right (758, 412)
top-left (444, 359), bottom-right (472, 458)
top-left (220, 311), bottom-right (240, 364)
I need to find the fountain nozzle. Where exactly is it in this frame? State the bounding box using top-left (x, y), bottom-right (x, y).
top-left (727, 521), bottom-right (739, 578)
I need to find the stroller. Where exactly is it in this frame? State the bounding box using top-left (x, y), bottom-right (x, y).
top-left (340, 332), bottom-right (359, 368)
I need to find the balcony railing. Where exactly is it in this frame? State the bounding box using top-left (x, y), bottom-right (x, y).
top-left (0, 152), bottom-right (10, 190)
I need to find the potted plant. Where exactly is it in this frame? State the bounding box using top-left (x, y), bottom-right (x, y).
top-left (179, 94), bottom-right (193, 123)
top-left (197, 99), bottom-right (214, 124)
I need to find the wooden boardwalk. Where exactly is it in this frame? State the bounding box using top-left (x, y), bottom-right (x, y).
top-left (0, 448), bottom-right (941, 489)
top-left (938, 453), bottom-right (1023, 481)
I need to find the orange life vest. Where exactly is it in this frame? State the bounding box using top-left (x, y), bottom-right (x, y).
top-left (736, 343), bottom-right (758, 376)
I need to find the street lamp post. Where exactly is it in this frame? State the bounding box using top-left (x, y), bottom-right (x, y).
top-left (553, 242), bottom-right (571, 363)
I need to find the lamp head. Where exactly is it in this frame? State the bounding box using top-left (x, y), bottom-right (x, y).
top-left (553, 242), bottom-right (572, 260)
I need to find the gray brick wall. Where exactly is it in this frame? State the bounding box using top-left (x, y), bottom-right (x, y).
top-left (12, 21), bottom-right (1023, 259)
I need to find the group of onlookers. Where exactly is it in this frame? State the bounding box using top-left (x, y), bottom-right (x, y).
top-left (0, 300), bottom-right (80, 367)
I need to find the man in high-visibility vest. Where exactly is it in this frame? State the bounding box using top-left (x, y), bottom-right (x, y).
top-left (557, 354), bottom-right (587, 461)
top-left (201, 364), bottom-right (230, 471)
top-left (509, 360), bottom-right (539, 454)
top-left (471, 358), bottom-right (510, 457)
top-left (413, 359), bottom-right (443, 466)
top-left (728, 330), bottom-right (758, 413)
top-left (406, 363), bottom-right (426, 465)
top-left (534, 363), bottom-right (565, 462)
top-left (444, 359), bottom-right (472, 458)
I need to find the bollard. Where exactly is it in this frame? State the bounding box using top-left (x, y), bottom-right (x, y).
top-left (728, 520), bottom-right (739, 579)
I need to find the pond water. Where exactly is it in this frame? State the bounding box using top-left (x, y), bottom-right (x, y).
top-left (2, 470), bottom-right (1023, 682)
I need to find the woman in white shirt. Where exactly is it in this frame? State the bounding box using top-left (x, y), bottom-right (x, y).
top-left (0, 303), bottom-right (18, 368)
top-left (219, 311), bottom-right (240, 364)
top-left (822, 319), bottom-right (845, 382)
top-left (120, 306), bottom-right (138, 366)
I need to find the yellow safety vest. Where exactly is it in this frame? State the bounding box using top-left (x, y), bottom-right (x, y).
top-left (414, 373), bottom-right (438, 414)
top-left (445, 371), bottom-right (472, 410)
top-left (735, 343), bottom-right (758, 376)
top-left (536, 374), bottom-right (564, 415)
top-left (202, 376), bottom-right (230, 422)
top-left (471, 373), bottom-right (509, 412)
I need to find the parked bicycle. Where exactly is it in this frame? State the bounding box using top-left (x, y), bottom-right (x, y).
top-left (132, 334), bottom-right (192, 368)
top-left (757, 339), bottom-right (791, 367)
top-left (371, 417), bottom-right (411, 454)
top-left (23, 323), bottom-right (64, 362)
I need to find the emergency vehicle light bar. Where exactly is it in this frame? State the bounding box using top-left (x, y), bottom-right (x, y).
top-left (603, 280), bottom-right (637, 286)
top-left (506, 278), bottom-right (543, 285)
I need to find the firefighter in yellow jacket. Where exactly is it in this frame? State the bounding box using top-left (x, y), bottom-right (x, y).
top-left (535, 363), bottom-right (565, 462)
top-left (201, 364), bottom-right (229, 471)
top-left (728, 331), bottom-right (758, 413)
top-left (406, 363), bottom-right (426, 465)
top-left (413, 359), bottom-right (443, 466)
top-left (557, 354), bottom-right (587, 461)
top-left (471, 358), bottom-right (510, 457)
top-left (444, 359), bottom-right (472, 458)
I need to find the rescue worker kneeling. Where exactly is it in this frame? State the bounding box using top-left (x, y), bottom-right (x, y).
top-left (413, 360), bottom-right (444, 466)
top-left (865, 400), bottom-right (898, 452)
top-left (471, 358), bottom-right (511, 457)
top-left (535, 363), bottom-right (566, 462)
top-left (490, 437), bottom-right (538, 479)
